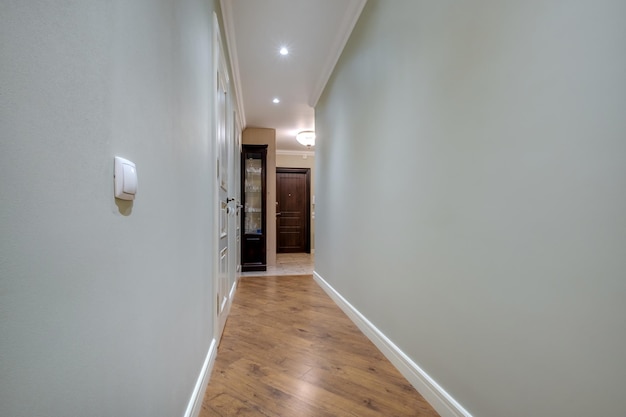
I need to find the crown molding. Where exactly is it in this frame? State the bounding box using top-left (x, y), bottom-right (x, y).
top-left (220, 0), bottom-right (246, 129)
top-left (308, 0), bottom-right (367, 107)
top-left (276, 149), bottom-right (315, 157)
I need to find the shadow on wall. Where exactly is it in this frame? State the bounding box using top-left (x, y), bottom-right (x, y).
top-left (115, 199), bottom-right (133, 216)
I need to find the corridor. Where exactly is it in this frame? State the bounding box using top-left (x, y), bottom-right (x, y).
top-left (2, 2), bottom-right (624, 417)
top-left (200, 275), bottom-right (439, 416)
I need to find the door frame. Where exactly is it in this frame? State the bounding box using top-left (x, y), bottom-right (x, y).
top-left (276, 167), bottom-right (311, 253)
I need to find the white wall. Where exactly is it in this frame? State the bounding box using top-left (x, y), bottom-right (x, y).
top-left (315, 1), bottom-right (626, 416)
top-left (0, 1), bottom-right (224, 416)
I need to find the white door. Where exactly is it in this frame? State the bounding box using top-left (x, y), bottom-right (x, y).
top-left (214, 17), bottom-right (231, 340)
top-left (230, 114), bottom-right (242, 277)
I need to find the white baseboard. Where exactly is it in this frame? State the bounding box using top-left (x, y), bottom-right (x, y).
top-left (183, 338), bottom-right (218, 417)
top-left (313, 271), bottom-right (473, 417)
top-left (184, 278), bottom-right (239, 417)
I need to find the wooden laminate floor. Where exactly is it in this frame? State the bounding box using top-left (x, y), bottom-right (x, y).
top-left (200, 275), bottom-right (439, 417)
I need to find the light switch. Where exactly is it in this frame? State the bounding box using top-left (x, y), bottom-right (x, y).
top-left (122, 164), bottom-right (137, 194)
top-left (114, 156), bottom-right (137, 200)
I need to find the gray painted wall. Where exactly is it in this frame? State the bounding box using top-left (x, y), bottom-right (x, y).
top-left (315, 1), bottom-right (626, 416)
top-left (0, 1), bottom-right (223, 416)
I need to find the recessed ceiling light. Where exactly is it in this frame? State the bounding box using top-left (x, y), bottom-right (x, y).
top-left (272, 98), bottom-right (280, 104)
top-left (279, 47), bottom-right (289, 56)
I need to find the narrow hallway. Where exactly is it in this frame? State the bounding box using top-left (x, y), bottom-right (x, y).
top-left (200, 275), bottom-right (439, 416)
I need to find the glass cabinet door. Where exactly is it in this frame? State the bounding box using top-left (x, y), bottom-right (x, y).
top-left (241, 144), bottom-right (267, 272)
top-left (244, 156), bottom-right (263, 234)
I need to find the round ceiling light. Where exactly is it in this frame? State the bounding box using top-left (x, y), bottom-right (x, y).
top-left (296, 131), bottom-right (315, 148)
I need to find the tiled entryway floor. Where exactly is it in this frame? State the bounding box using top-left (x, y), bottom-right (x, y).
top-left (241, 252), bottom-right (314, 277)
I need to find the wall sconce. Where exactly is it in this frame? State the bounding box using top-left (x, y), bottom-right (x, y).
top-left (296, 131), bottom-right (315, 148)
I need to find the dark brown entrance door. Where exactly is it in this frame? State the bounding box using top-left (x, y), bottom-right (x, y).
top-left (276, 168), bottom-right (310, 253)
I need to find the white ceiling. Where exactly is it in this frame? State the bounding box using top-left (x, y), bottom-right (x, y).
top-left (221, 0), bottom-right (366, 152)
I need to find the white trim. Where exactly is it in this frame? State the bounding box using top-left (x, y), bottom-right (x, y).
top-left (308, 0), bottom-right (367, 107)
top-left (228, 279), bottom-right (238, 303)
top-left (276, 149), bottom-right (315, 157)
top-left (183, 338), bottom-right (218, 417)
top-left (313, 271), bottom-right (473, 417)
top-left (220, 0), bottom-right (246, 129)
top-left (212, 10), bottom-right (223, 346)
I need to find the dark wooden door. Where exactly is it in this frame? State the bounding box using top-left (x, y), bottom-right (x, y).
top-left (276, 168), bottom-right (310, 253)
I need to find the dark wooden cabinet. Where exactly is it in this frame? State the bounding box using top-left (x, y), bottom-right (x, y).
top-left (241, 145), bottom-right (267, 271)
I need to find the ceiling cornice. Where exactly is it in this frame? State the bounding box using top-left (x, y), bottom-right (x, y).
top-left (220, 0), bottom-right (246, 129)
top-left (276, 149), bottom-right (315, 157)
top-left (308, 0), bottom-right (367, 108)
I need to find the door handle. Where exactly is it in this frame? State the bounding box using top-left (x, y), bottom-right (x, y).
top-left (276, 212), bottom-right (282, 216)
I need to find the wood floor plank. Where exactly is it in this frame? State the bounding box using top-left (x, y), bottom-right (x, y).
top-left (200, 275), bottom-right (439, 417)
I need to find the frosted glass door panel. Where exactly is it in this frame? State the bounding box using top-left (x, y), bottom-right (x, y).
top-left (244, 158), bottom-right (263, 234)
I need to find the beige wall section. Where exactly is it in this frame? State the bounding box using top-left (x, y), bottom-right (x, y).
top-left (316, 1), bottom-right (626, 417)
top-left (242, 128), bottom-right (277, 266)
top-left (276, 152), bottom-right (316, 251)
